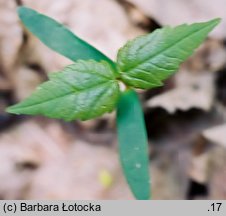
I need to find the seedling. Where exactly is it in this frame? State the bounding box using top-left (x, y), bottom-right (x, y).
top-left (6, 6), bottom-right (220, 200)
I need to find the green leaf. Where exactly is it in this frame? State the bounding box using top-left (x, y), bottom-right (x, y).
top-left (116, 90), bottom-right (150, 200)
top-left (117, 18), bottom-right (221, 89)
top-left (18, 6), bottom-right (116, 68)
top-left (6, 60), bottom-right (119, 121)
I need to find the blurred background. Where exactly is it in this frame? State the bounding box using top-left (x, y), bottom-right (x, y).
top-left (0, 0), bottom-right (226, 200)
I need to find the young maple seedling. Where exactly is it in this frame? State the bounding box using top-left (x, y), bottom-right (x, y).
top-left (6, 6), bottom-right (220, 200)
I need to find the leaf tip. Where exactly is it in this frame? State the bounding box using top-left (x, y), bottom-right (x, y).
top-left (5, 102), bottom-right (25, 115)
top-left (17, 6), bottom-right (36, 19)
top-left (210, 17), bottom-right (221, 26)
top-left (5, 106), bottom-right (18, 115)
top-left (17, 6), bottom-right (26, 15)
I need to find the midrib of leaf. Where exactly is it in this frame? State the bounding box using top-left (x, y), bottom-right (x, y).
top-left (10, 80), bottom-right (116, 110)
top-left (121, 74), bottom-right (153, 86)
top-left (123, 23), bottom-right (214, 73)
top-left (87, 84), bottom-right (117, 117)
top-left (63, 63), bottom-right (116, 80)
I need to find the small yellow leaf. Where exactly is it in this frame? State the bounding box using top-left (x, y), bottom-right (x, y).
top-left (98, 169), bottom-right (113, 188)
